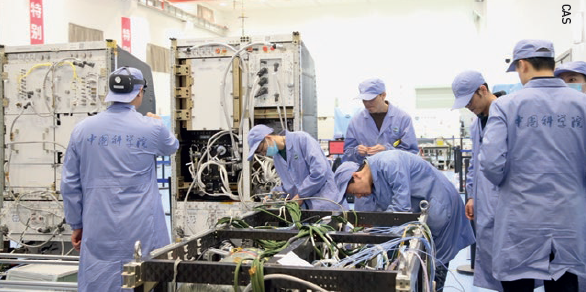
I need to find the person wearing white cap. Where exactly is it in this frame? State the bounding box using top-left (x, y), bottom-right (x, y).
top-left (451, 70), bottom-right (502, 291)
top-left (554, 61), bottom-right (586, 92)
top-left (479, 39), bottom-right (586, 292)
top-left (334, 151), bottom-right (474, 290)
top-left (61, 67), bottom-right (179, 292)
top-left (343, 77), bottom-right (418, 211)
top-left (247, 124), bottom-right (348, 210)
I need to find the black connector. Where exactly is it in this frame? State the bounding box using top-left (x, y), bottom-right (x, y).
top-left (257, 67), bottom-right (268, 77)
top-left (273, 63), bottom-right (280, 72)
top-left (274, 93), bottom-right (279, 102)
top-left (254, 87), bottom-right (268, 97)
top-left (258, 77), bottom-right (268, 87)
top-left (494, 90), bottom-right (507, 97)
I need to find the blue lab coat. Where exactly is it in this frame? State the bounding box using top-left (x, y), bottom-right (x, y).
top-left (479, 78), bottom-right (586, 281)
top-left (273, 131), bottom-right (348, 211)
top-left (344, 104), bottom-right (418, 211)
top-left (61, 103), bottom-right (179, 292)
top-left (366, 151), bottom-right (475, 265)
top-left (466, 117), bottom-right (503, 291)
top-left (343, 104), bottom-right (418, 163)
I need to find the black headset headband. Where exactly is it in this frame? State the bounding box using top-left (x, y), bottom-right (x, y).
top-left (109, 67), bottom-right (147, 94)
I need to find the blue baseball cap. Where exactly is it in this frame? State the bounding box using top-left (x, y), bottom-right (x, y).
top-left (554, 61), bottom-right (586, 78)
top-left (247, 125), bottom-right (274, 161)
top-left (451, 70), bottom-right (486, 110)
top-left (105, 67), bottom-right (145, 103)
top-left (355, 78), bottom-right (386, 100)
top-left (334, 161), bottom-right (360, 199)
top-left (506, 39), bottom-right (555, 72)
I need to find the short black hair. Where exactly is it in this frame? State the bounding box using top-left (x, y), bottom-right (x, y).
top-left (348, 161), bottom-right (367, 185)
top-left (515, 57), bottom-right (555, 71)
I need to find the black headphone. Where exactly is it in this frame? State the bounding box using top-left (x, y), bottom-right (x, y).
top-left (109, 67), bottom-right (147, 94)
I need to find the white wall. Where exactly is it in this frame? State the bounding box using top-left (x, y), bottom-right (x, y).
top-left (220, 0), bottom-right (586, 139)
top-left (478, 0), bottom-right (579, 86)
top-left (223, 0), bottom-right (479, 119)
top-left (220, 0), bottom-right (481, 138)
top-left (0, 0), bottom-right (226, 116)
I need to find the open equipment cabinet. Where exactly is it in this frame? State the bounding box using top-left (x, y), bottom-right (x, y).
top-left (170, 32), bottom-right (318, 238)
top-left (0, 40), bottom-right (156, 254)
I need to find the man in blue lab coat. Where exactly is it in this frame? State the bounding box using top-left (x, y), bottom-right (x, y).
top-left (343, 78), bottom-right (418, 211)
top-left (479, 39), bottom-right (586, 292)
top-left (451, 70), bottom-right (502, 291)
top-left (62, 67), bottom-right (179, 291)
top-left (334, 151), bottom-right (474, 290)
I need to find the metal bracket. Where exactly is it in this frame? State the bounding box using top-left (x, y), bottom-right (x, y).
top-left (121, 241), bottom-right (145, 289)
top-left (175, 87), bottom-right (190, 98)
top-left (121, 261), bottom-right (143, 289)
top-left (174, 65), bottom-right (190, 76)
top-left (396, 200), bottom-right (431, 291)
top-left (175, 110), bottom-right (191, 120)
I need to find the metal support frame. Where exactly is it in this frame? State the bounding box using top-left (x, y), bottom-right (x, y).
top-left (122, 209), bottom-right (429, 291)
top-left (396, 201), bottom-right (430, 291)
top-left (0, 280), bottom-right (77, 291)
top-left (0, 44), bottom-right (4, 253)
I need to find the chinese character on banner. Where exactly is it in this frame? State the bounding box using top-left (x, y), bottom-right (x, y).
top-left (121, 17), bottom-right (131, 53)
top-left (29, 0), bottom-right (44, 44)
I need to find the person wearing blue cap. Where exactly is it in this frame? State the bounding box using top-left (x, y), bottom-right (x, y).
top-left (451, 70), bottom-right (502, 291)
top-left (479, 39), bottom-right (586, 292)
top-left (61, 67), bottom-right (179, 292)
top-left (247, 124), bottom-right (348, 210)
top-left (343, 78), bottom-right (418, 211)
top-left (554, 61), bottom-right (586, 92)
top-left (334, 151), bottom-right (474, 290)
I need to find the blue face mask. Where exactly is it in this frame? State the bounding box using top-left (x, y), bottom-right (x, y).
top-left (567, 83), bottom-right (583, 92)
top-left (266, 141), bottom-right (279, 157)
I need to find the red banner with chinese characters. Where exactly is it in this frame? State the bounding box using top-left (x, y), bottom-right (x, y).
top-left (29, 0), bottom-right (44, 44)
top-left (121, 17), bottom-right (131, 52)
